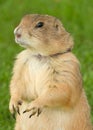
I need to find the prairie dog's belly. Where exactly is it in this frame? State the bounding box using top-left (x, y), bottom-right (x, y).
top-left (24, 57), bottom-right (51, 99)
top-left (21, 57), bottom-right (67, 130)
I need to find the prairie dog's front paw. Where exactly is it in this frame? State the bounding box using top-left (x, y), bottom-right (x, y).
top-left (23, 101), bottom-right (43, 118)
top-left (9, 98), bottom-right (22, 117)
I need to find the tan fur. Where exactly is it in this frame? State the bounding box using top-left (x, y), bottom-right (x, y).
top-left (9, 14), bottom-right (92, 130)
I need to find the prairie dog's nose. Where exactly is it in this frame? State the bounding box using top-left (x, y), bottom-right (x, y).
top-left (14, 27), bottom-right (21, 38)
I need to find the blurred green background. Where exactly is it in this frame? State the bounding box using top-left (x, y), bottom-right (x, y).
top-left (0, 0), bottom-right (93, 129)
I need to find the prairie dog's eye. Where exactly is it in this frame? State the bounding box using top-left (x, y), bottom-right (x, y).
top-left (35, 22), bottom-right (44, 28)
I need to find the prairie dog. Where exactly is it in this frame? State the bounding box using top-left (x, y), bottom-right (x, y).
top-left (9, 14), bottom-right (92, 130)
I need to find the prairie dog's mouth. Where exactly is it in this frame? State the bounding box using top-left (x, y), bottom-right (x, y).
top-left (15, 37), bottom-right (22, 44)
top-left (15, 35), bottom-right (33, 48)
top-left (15, 36), bottom-right (27, 46)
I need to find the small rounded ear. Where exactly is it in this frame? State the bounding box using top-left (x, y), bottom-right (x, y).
top-left (54, 18), bottom-right (64, 32)
top-left (55, 24), bottom-right (59, 30)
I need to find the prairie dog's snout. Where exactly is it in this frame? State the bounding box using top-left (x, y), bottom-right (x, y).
top-left (14, 24), bottom-right (30, 47)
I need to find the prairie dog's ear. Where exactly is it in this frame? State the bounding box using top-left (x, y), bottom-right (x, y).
top-left (54, 18), bottom-right (65, 33)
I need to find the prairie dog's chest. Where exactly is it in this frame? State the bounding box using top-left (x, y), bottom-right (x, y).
top-left (24, 56), bottom-right (51, 98)
top-left (28, 56), bottom-right (49, 78)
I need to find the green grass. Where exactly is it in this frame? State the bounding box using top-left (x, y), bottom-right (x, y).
top-left (0, 0), bottom-right (93, 129)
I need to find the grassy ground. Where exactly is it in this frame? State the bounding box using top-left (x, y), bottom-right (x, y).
top-left (0, 0), bottom-right (93, 129)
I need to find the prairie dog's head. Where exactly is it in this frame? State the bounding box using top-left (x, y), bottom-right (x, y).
top-left (14, 14), bottom-right (73, 56)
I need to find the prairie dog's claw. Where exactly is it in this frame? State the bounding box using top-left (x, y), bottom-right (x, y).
top-left (11, 105), bottom-right (16, 119)
top-left (9, 99), bottom-right (22, 116)
top-left (23, 107), bottom-right (42, 118)
top-left (16, 106), bottom-right (20, 115)
top-left (37, 108), bottom-right (42, 116)
top-left (29, 111), bottom-right (37, 118)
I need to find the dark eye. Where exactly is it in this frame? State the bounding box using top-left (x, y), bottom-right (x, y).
top-left (35, 22), bottom-right (44, 28)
